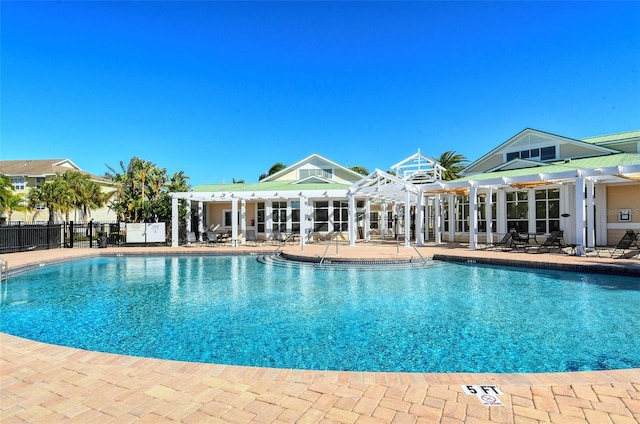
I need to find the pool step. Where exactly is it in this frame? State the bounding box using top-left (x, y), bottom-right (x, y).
top-left (257, 254), bottom-right (432, 270)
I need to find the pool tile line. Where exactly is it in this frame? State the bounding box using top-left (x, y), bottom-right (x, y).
top-left (2, 246), bottom-right (640, 423)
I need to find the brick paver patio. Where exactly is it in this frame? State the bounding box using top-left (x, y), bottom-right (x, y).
top-left (1, 244), bottom-right (639, 423)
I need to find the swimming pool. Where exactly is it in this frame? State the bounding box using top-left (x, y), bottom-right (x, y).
top-left (1, 255), bottom-right (638, 373)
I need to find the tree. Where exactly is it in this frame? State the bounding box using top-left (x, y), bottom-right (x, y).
top-left (1, 185), bottom-right (29, 224)
top-left (259, 162), bottom-right (286, 180)
top-left (106, 158), bottom-right (190, 222)
top-left (436, 151), bottom-right (468, 181)
top-left (0, 175), bottom-right (14, 222)
top-left (61, 171), bottom-right (112, 222)
top-left (350, 166), bottom-right (369, 176)
top-left (28, 175), bottom-right (72, 224)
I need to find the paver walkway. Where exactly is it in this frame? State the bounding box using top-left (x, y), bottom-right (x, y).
top-left (1, 244), bottom-right (639, 423)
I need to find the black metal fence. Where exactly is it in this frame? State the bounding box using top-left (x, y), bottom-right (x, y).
top-left (0, 220), bottom-right (175, 254)
top-left (0, 223), bottom-right (63, 253)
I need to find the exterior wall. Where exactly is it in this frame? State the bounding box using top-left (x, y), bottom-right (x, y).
top-left (6, 174), bottom-right (116, 224)
top-left (334, 168), bottom-right (361, 184)
top-left (603, 141), bottom-right (639, 154)
top-left (464, 154), bottom-right (503, 174)
top-left (605, 184), bottom-right (640, 244)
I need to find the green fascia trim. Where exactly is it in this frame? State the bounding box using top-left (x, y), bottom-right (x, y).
top-left (192, 181), bottom-right (351, 192)
top-left (456, 153), bottom-right (640, 182)
top-left (581, 130), bottom-right (640, 144)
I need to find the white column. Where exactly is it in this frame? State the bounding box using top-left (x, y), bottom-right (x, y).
top-left (574, 177), bottom-right (586, 255)
top-left (435, 194), bottom-right (442, 244)
top-left (424, 195), bottom-right (431, 243)
top-left (595, 184), bottom-right (607, 246)
top-left (197, 201), bottom-right (204, 242)
top-left (171, 196), bottom-right (179, 247)
top-left (265, 200), bottom-right (273, 240)
top-left (496, 190), bottom-right (507, 235)
top-left (527, 189), bottom-right (536, 234)
top-left (448, 193), bottom-right (455, 242)
top-left (299, 196), bottom-right (307, 247)
top-left (364, 198), bottom-right (371, 242)
top-left (469, 186), bottom-right (478, 249)
top-left (231, 198), bottom-right (239, 247)
top-left (485, 188), bottom-right (494, 245)
top-left (240, 199), bottom-right (247, 245)
top-left (585, 179), bottom-right (595, 249)
top-left (185, 200), bottom-right (192, 234)
top-left (381, 203), bottom-right (388, 240)
top-left (348, 193), bottom-right (357, 246)
top-left (416, 191), bottom-right (424, 246)
top-left (404, 189), bottom-right (411, 247)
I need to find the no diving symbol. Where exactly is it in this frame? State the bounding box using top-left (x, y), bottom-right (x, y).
top-left (480, 394), bottom-right (503, 406)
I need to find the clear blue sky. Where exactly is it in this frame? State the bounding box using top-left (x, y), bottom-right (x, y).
top-left (2, 1), bottom-right (639, 187)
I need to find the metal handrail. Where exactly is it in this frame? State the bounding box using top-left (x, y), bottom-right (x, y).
top-left (0, 257), bottom-right (7, 283)
top-left (319, 232), bottom-right (343, 265)
top-left (396, 235), bottom-right (428, 264)
top-left (273, 233), bottom-right (298, 253)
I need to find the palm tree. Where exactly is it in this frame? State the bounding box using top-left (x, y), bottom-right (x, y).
top-left (2, 191), bottom-right (29, 224)
top-left (436, 151), bottom-right (468, 181)
top-left (28, 176), bottom-right (71, 224)
top-left (62, 171), bottom-right (112, 222)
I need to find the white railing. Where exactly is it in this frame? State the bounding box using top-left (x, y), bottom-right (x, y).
top-left (0, 257), bottom-right (7, 283)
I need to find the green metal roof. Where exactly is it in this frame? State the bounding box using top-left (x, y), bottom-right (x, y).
top-left (456, 153), bottom-right (640, 182)
top-left (581, 130), bottom-right (640, 144)
top-left (192, 180), bottom-right (351, 192)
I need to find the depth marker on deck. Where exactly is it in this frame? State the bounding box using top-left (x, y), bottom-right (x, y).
top-left (461, 385), bottom-right (504, 406)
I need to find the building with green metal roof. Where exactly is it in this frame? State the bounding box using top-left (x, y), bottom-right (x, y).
top-left (170, 128), bottom-right (640, 253)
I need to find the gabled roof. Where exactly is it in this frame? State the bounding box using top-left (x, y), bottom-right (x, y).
top-left (260, 153), bottom-right (363, 183)
top-left (389, 149), bottom-right (444, 182)
top-left (455, 153), bottom-right (640, 183)
top-left (0, 159), bottom-right (110, 183)
top-left (462, 128), bottom-right (620, 175)
top-left (349, 169), bottom-right (419, 203)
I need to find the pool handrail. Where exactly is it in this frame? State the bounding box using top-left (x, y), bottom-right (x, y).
top-left (0, 257), bottom-right (7, 283)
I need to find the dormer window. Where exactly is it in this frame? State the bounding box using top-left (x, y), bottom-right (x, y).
top-left (505, 146), bottom-right (556, 162)
top-left (299, 168), bottom-right (333, 180)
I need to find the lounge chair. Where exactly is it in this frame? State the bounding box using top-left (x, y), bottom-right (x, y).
top-left (525, 230), bottom-right (564, 253)
top-left (595, 230), bottom-right (639, 258)
top-left (509, 229), bottom-right (530, 252)
top-left (185, 231), bottom-right (202, 246)
top-left (484, 232), bottom-right (513, 251)
top-left (245, 229), bottom-right (264, 246)
top-left (204, 225), bottom-right (221, 246)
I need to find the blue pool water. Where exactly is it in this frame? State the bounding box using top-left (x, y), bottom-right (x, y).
top-left (1, 255), bottom-right (639, 373)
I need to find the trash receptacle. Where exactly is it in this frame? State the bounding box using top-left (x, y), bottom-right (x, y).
top-left (98, 233), bottom-right (108, 248)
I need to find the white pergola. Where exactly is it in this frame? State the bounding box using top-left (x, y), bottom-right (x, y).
top-left (169, 188), bottom-right (348, 248)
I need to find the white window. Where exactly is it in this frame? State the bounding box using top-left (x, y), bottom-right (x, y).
top-left (299, 168), bottom-right (333, 180)
top-left (11, 177), bottom-right (26, 191)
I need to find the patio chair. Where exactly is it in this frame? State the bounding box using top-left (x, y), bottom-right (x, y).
top-left (204, 225), bottom-right (221, 246)
top-left (484, 232), bottom-right (513, 251)
top-left (185, 231), bottom-right (202, 247)
top-left (269, 230), bottom-right (285, 246)
top-left (509, 229), bottom-right (530, 252)
top-left (525, 230), bottom-right (565, 253)
top-left (595, 230), bottom-right (639, 258)
top-left (245, 229), bottom-right (264, 246)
